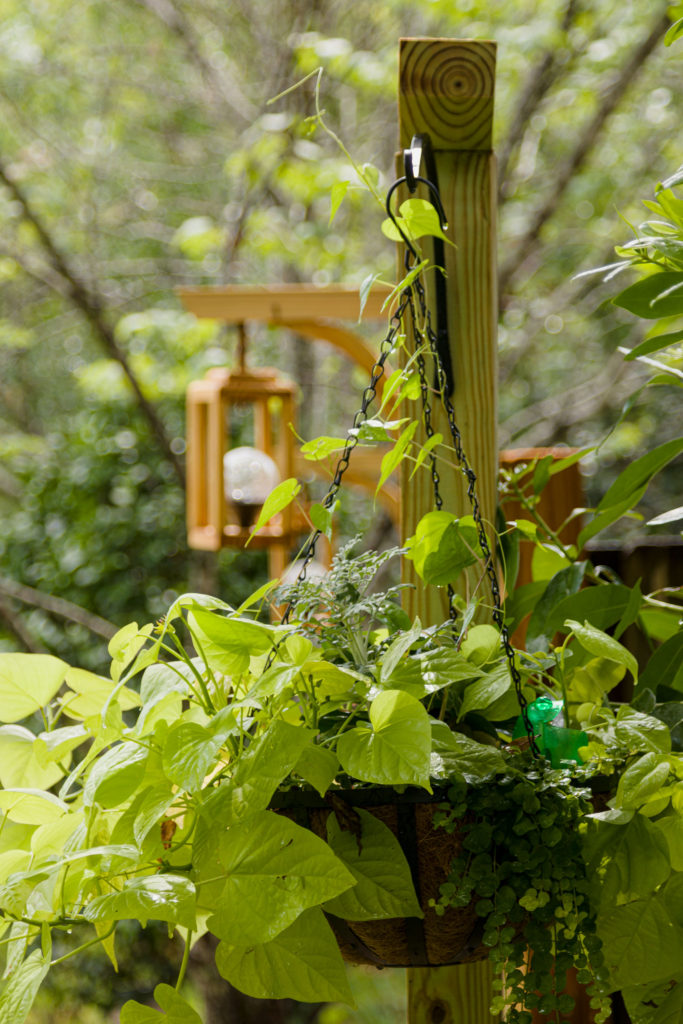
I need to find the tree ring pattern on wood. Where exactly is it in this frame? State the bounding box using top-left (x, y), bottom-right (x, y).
top-left (399, 39), bottom-right (496, 151)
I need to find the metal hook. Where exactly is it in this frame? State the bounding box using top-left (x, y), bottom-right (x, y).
top-left (386, 133), bottom-right (454, 396)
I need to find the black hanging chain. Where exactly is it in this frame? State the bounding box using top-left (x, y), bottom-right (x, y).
top-left (408, 290), bottom-right (459, 625)
top-left (270, 153), bottom-right (539, 754)
top-left (406, 256), bottom-right (539, 755)
top-left (276, 289), bottom-right (411, 629)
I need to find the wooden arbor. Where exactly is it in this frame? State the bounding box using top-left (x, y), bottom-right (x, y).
top-left (180, 283), bottom-right (399, 577)
top-left (186, 361), bottom-right (298, 555)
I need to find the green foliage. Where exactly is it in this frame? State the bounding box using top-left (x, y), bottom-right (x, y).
top-left (431, 770), bottom-right (611, 1024)
top-left (0, 14), bottom-right (680, 1021)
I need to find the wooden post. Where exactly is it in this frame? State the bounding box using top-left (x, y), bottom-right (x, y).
top-left (398, 39), bottom-right (498, 1023)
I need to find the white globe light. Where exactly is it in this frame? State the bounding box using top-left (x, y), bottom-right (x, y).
top-left (223, 446), bottom-right (281, 507)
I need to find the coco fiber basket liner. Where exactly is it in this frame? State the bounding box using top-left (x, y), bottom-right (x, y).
top-left (272, 786), bottom-right (488, 969)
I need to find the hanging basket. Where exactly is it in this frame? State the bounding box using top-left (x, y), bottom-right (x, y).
top-left (273, 785), bottom-right (488, 969)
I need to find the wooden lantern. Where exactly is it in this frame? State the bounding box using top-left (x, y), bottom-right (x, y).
top-left (186, 333), bottom-right (300, 572)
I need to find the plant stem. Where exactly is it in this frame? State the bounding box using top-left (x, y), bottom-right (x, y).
top-left (176, 929), bottom-right (193, 990)
top-left (50, 924), bottom-right (116, 966)
top-left (507, 475), bottom-right (569, 554)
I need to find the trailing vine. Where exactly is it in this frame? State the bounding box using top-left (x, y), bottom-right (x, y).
top-left (431, 764), bottom-right (612, 1023)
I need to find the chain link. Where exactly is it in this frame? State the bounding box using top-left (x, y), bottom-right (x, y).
top-left (277, 290), bottom-right (411, 628)
top-left (271, 232), bottom-right (538, 752)
top-left (408, 267), bottom-right (539, 754)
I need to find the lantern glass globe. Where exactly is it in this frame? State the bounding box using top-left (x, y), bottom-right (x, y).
top-left (223, 446), bottom-right (281, 506)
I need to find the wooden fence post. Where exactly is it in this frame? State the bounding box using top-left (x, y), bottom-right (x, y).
top-left (397, 38), bottom-right (499, 1024)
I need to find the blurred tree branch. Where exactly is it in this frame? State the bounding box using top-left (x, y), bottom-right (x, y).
top-left (0, 161), bottom-right (186, 488)
top-left (500, 350), bottom-right (636, 444)
top-left (498, 6), bottom-right (671, 299)
top-left (0, 593), bottom-right (48, 653)
top-left (497, 0), bottom-right (581, 201)
top-left (0, 576), bottom-right (117, 640)
top-left (126, 0), bottom-right (257, 124)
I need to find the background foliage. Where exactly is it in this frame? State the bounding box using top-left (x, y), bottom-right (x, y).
top-left (1, 0), bottom-right (681, 663)
top-left (0, 3), bottom-right (681, 1017)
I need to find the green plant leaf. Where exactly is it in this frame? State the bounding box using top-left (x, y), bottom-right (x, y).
top-left (200, 720), bottom-right (314, 825)
top-left (294, 745), bottom-right (339, 797)
top-left (188, 609), bottom-right (279, 674)
top-left (299, 435), bottom-right (347, 461)
top-left (504, 580), bottom-right (546, 635)
top-left (1, 923), bottom-right (34, 983)
top-left (336, 689), bottom-right (432, 790)
top-left (358, 270), bottom-right (381, 318)
top-left (621, 979), bottom-right (677, 1024)
top-left (381, 198), bottom-right (451, 244)
top-left (599, 895), bottom-right (683, 989)
top-left (120, 983), bottom-right (203, 1024)
top-left (614, 707), bottom-right (671, 755)
top-left (34, 724), bottom-right (88, 767)
top-left (376, 421), bottom-right (417, 495)
top-left (29, 812), bottom-right (83, 858)
top-left (565, 619), bottom-right (638, 681)
top-left (323, 807), bottom-right (422, 920)
top-left (404, 510), bottom-right (453, 577)
top-left (640, 608), bottom-right (681, 643)
top-left (0, 726), bottom-right (66, 790)
top-left (84, 741), bottom-right (149, 808)
top-left (247, 478), bottom-right (301, 544)
top-left (525, 562), bottom-right (587, 652)
top-left (615, 753), bottom-right (670, 810)
top-left (306, 661), bottom-right (366, 698)
top-left (654, 815), bottom-right (683, 872)
top-left (133, 785), bottom-right (176, 846)
top-left (162, 716), bottom-right (234, 793)
top-left (140, 662), bottom-right (192, 706)
top-left (638, 633), bottom-right (683, 696)
top-left (108, 621), bottom-right (141, 663)
top-left (215, 907), bottom-right (353, 1004)
top-left (458, 663), bottom-right (512, 719)
top-left (430, 720), bottom-right (506, 782)
top-left (83, 874), bottom-right (196, 930)
top-left (531, 543), bottom-right (572, 581)
top-left (662, 874), bottom-right (683, 930)
top-left (405, 510), bottom-right (482, 586)
top-left (509, 519), bottom-right (538, 539)
top-left (623, 329), bottom-right (683, 360)
top-left (567, 657), bottom-right (626, 703)
top-left (423, 515), bottom-right (482, 586)
top-left (614, 580), bottom-right (644, 640)
top-left (0, 948), bottom-right (50, 1024)
top-left (532, 454), bottom-right (554, 495)
top-left (409, 432), bottom-right (443, 480)
top-left (596, 439), bottom-right (683, 513)
top-left (663, 16), bottom-right (683, 47)
top-left (381, 647), bottom-right (481, 699)
top-left (0, 788), bottom-right (68, 825)
top-left (614, 271), bottom-right (683, 318)
top-left (378, 620), bottom-right (423, 682)
top-left (329, 180), bottom-right (349, 225)
top-left (545, 583), bottom-right (635, 638)
top-left (460, 625), bottom-right (502, 666)
top-left (0, 654), bottom-right (68, 723)
top-left (578, 493), bottom-right (645, 550)
top-left (647, 505), bottom-right (683, 526)
top-left (62, 666), bottom-right (141, 718)
top-left (207, 811), bottom-right (354, 945)
top-left (548, 447), bottom-right (597, 474)
top-left (309, 502), bottom-right (334, 539)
